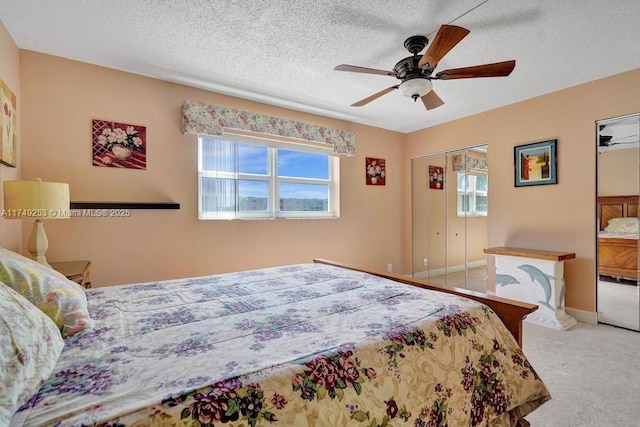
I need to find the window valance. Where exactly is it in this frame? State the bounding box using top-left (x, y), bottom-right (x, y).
top-left (182, 101), bottom-right (355, 157)
top-left (452, 154), bottom-right (488, 172)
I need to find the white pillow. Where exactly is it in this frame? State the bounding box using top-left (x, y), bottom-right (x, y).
top-left (0, 247), bottom-right (91, 336)
top-left (604, 217), bottom-right (639, 234)
top-left (0, 283), bottom-right (64, 425)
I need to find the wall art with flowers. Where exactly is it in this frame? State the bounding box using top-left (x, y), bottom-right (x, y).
top-left (0, 78), bottom-right (17, 167)
top-left (92, 119), bottom-right (146, 169)
top-left (366, 157), bottom-right (386, 186)
top-left (429, 165), bottom-right (444, 190)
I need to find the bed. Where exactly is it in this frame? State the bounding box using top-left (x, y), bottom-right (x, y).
top-left (597, 195), bottom-right (639, 280)
top-left (1, 249), bottom-right (550, 427)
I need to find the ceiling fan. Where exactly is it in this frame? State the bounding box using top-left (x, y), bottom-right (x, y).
top-left (598, 123), bottom-right (640, 147)
top-left (334, 24), bottom-right (516, 110)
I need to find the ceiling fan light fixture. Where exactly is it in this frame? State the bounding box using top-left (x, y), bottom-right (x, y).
top-left (399, 78), bottom-right (433, 101)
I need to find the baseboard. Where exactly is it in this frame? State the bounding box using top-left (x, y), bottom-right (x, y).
top-left (565, 307), bottom-right (598, 325)
top-left (414, 259), bottom-right (487, 280)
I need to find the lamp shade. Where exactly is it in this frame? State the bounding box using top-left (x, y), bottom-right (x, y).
top-left (3, 179), bottom-right (70, 219)
top-left (398, 78), bottom-right (433, 99)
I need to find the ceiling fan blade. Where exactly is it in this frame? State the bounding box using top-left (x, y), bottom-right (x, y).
top-left (351, 85), bottom-right (399, 107)
top-left (335, 64), bottom-right (398, 77)
top-left (435, 60), bottom-right (516, 80)
top-left (418, 25), bottom-right (470, 69)
top-left (421, 90), bottom-right (444, 110)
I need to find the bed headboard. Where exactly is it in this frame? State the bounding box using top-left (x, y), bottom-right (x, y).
top-left (597, 195), bottom-right (639, 231)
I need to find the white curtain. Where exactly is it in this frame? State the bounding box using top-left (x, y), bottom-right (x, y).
top-left (199, 138), bottom-right (239, 219)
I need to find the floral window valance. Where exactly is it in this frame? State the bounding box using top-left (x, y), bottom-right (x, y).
top-left (182, 101), bottom-right (355, 156)
top-left (452, 154), bottom-right (488, 172)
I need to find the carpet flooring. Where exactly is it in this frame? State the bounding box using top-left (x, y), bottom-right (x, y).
top-left (597, 278), bottom-right (639, 330)
top-left (522, 321), bottom-right (640, 426)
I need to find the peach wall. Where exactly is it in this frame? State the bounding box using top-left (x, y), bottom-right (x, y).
top-left (18, 51), bottom-right (406, 286)
top-left (0, 20), bottom-right (21, 251)
top-left (406, 67), bottom-right (640, 314)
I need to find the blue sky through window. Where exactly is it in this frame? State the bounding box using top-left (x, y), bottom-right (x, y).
top-left (200, 136), bottom-right (337, 219)
top-left (277, 150), bottom-right (328, 179)
top-left (205, 140), bottom-right (330, 200)
top-left (239, 180), bottom-right (268, 198)
top-left (280, 183), bottom-right (328, 199)
top-left (238, 147), bottom-right (329, 200)
top-left (238, 144), bottom-right (268, 174)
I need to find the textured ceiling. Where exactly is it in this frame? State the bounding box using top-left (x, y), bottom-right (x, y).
top-left (1, 0), bottom-right (640, 133)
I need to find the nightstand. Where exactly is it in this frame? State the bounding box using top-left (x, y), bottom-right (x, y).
top-left (50, 260), bottom-right (92, 289)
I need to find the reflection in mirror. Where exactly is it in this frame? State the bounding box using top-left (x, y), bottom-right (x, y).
top-left (412, 155), bottom-right (431, 282)
top-left (428, 153), bottom-right (447, 286)
top-left (411, 145), bottom-right (488, 292)
top-left (446, 150), bottom-right (466, 289)
top-left (596, 113), bottom-right (640, 331)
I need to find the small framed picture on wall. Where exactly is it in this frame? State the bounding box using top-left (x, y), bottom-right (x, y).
top-left (366, 157), bottom-right (386, 185)
top-left (428, 165), bottom-right (444, 189)
top-left (514, 139), bottom-right (557, 187)
top-left (92, 119), bottom-right (147, 170)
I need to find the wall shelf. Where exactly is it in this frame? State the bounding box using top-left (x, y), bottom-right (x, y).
top-left (70, 202), bottom-right (180, 210)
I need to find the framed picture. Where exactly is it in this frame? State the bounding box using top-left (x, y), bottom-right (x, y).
top-left (428, 165), bottom-right (444, 189)
top-left (92, 119), bottom-right (147, 169)
top-left (366, 157), bottom-right (385, 185)
top-left (514, 139), bottom-right (557, 187)
top-left (0, 78), bottom-right (17, 167)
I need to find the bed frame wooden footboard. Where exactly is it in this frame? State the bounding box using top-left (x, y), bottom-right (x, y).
top-left (314, 258), bottom-right (537, 347)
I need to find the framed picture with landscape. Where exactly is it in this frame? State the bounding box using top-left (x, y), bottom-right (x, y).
top-left (514, 139), bottom-right (557, 187)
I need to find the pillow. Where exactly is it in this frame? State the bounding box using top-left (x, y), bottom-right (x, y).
top-left (0, 247), bottom-right (91, 336)
top-left (0, 284), bottom-right (64, 426)
top-left (604, 217), bottom-right (639, 234)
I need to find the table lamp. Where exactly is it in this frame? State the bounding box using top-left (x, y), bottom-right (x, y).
top-left (3, 178), bottom-right (70, 267)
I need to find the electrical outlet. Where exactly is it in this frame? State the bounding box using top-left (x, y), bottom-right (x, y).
top-left (387, 263), bottom-right (393, 272)
top-left (423, 258), bottom-right (428, 266)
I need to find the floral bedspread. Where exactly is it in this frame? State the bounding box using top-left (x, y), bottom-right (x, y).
top-left (12, 264), bottom-right (550, 426)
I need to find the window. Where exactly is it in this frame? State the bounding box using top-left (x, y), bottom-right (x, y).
top-left (198, 134), bottom-right (339, 220)
top-left (457, 172), bottom-right (488, 217)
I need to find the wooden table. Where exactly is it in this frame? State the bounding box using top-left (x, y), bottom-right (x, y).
top-left (50, 260), bottom-right (92, 289)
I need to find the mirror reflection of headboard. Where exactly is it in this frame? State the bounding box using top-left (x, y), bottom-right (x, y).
top-left (597, 195), bottom-right (639, 231)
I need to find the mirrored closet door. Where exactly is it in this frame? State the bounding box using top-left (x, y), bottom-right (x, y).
top-left (411, 145), bottom-right (488, 291)
top-left (596, 113), bottom-right (640, 330)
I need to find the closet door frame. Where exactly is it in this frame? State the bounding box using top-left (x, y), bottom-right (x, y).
top-left (596, 113), bottom-right (640, 331)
